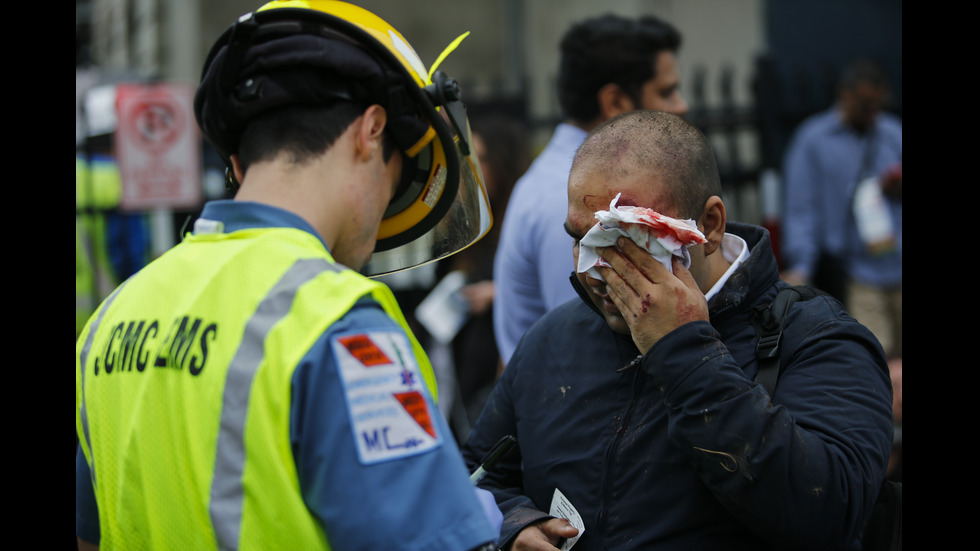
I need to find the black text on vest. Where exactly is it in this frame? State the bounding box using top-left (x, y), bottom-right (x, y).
top-left (93, 316), bottom-right (218, 376)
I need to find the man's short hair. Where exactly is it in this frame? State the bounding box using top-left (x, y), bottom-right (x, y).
top-left (237, 101), bottom-right (395, 174)
top-left (575, 110), bottom-right (721, 219)
top-left (557, 13), bottom-right (681, 123)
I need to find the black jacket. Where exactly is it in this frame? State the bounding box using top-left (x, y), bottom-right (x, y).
top-left (463, 223), bottom-right (893, 550)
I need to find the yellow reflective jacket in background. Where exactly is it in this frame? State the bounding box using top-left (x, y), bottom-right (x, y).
top-left (76, 156), bottom-right (122, 338)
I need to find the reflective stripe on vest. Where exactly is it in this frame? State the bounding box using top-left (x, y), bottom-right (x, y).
top-left (210, 257), bottom-right (338, 547)
top-left (75, 156), bottom-right (122, 336)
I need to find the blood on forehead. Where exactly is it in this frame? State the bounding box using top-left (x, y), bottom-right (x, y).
top-left (581, 190), bottom-right (679, 218)
top-left (573, 132), bottom-right (680, 213)
top-left (569, 157), bottom-right (681, 235)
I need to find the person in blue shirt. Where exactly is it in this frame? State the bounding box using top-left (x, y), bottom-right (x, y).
top-left (493, 13), bottom-right (690, 366)
top-left (780, 57), bottom-right (902, 356)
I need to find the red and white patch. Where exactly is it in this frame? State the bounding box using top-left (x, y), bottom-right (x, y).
top-left (332, 331), bottom-right (441, 464)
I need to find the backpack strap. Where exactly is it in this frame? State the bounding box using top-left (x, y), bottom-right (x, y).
top-left (862, 480), bottom-right (902, 551)
top-left (751, 285), bottom-right (822, 397)
top-left (752, 285), bottom-right (901, 551)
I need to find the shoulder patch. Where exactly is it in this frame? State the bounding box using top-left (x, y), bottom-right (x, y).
top-left (332, 330), bottom-right (442, 464)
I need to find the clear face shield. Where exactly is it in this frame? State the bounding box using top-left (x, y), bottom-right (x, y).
top-left (360, 72), bottom-right (492, 277)
top-left (361, 66), bottom-right (493, 276)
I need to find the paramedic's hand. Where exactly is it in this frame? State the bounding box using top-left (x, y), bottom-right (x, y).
top-left (597, 237), bottom-right (708, 354)
top-left (474, 487), bottom-right (503, 534)
top-left (512, 518), bottom-right (579, 551)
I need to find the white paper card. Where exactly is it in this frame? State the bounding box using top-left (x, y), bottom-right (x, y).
top-left (852, 176), bottom-right (896, 251)
top-left (549, 488), bottom-right (585, 550)
top-left (415, 270), bottom-right (470, 344)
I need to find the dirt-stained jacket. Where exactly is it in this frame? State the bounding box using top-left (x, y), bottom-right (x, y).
top-left (463, 222), bottom-right (892, 550)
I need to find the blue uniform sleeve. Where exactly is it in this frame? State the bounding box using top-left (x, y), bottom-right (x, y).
top-left (76, 445), bottom-right (100, 544)
top-left (290, 298), bottom-right (498, 550)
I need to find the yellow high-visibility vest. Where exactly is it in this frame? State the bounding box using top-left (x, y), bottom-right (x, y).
top-left (76, 224), bottom-right (437, 550)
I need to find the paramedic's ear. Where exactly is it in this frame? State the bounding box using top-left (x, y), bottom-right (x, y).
top-left (698, 196), bottom-right (726, 256)
top-left (354, 104), bottom-right (389, 162)
top-left (230, 155), bottom-right (245, 186)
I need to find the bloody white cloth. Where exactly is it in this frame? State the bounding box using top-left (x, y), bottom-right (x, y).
top-left (576, 193), bottom-right (706, 281)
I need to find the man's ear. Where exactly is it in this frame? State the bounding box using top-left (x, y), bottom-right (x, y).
top-left (597, 83), bottom-right (636, 121)
top-left (698, 195), bottom-right (727, 256)
top-left (355, 104), bottom-right (388, 161)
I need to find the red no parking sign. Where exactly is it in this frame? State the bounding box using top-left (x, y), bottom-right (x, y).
top-left (115, 83), bottom-right (201, 211)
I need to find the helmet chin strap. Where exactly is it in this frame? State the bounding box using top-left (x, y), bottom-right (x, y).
top-left (224, 166), bottom-right (240, 193)
top-left (425, 70), bottom-right (471, 156)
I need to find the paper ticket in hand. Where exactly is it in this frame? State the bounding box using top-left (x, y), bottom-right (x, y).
top-left (550, 488), bottom-right (585, 550)
top-left (576, 193), bottom-right (707, 281)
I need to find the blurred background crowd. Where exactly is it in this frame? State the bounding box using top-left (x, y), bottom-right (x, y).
top-left (76, 0), bottom-right (901, 480)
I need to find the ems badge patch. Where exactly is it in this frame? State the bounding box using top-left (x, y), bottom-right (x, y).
top-left (332, 331), bottom-right (441, 464)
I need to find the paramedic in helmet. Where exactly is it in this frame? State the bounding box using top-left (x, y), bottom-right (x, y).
top-left (75, 1), bottom-right (500, 549)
